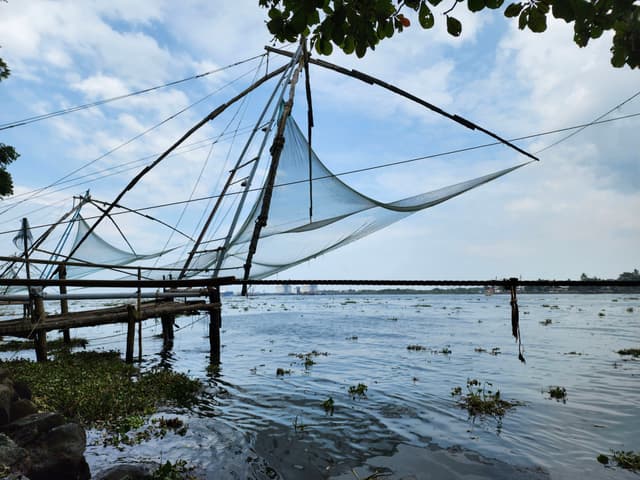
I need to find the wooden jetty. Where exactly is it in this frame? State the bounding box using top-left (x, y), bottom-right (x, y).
top-left (0, 277), bottom-right (234, 363)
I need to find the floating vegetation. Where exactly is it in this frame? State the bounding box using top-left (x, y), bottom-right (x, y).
top-left (348, 383), bottom-right (368, 399)
top-left (475, 346), bottom-right (495, 354)
top-left (2, 351), bottom-right (202, 437)
top-left (617, 348), bottom-right (640, 357)
top-left (292, 415), bottom-right (307, 432)
top-left (598, 312), bottom-right (606, 317)
top-left (597, 451), bottom-right (640, 471)
top-left (0, 337), bottom-right (88, 353)
top-left (100, 416), bottom-right (188, 449)
top-left (388, 316), bottom-right (398, 321)
top-left (439, 347), bottom-right (452, 355)
top-left (564, 351), bottom-right (583, 356)
top-left (276, 368), bottom-right (292, 376)
top-left (627, 307), bottom-right (634, 313)
top-left (346, 336), bottom-right (359, 341)
top-left (407, 344), bottom-right (426, 351)
top-left (547, 386), bottom-right (567, 402)
top-left (413, 304), bottom-right (432, 308)
top-left (451, 379), bottom-right (521, 418)
top-left (341, 300), bottom-right (357, 305)
top-left (152, 459), bottom-right (197, 480)
top-left (540, 319), bottom-right (553, 326)
top-left (323, 397), bottom-right (335, 415)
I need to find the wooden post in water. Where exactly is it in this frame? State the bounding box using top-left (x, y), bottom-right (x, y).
top-left (32, 293), bottom-right (47, 362)
top-left (125, 304), bottom-right (136, 364)
top-left (160, 281), bottom-right (175, 343)
top-left (208, 287), bottom-right (222, 364)
top-left (59, 264), bottom-right (71, 344)
top-left (137, 268), bottom-right (142, 362)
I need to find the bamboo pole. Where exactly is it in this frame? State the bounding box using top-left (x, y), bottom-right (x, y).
top-left (208, 287), bottom-right (222, 364)
top-left (137, 267), bottom-right (142, 363)
top-left (59, 264), bottom-right (70, 344)
top-left (125, 304), bottom-right (136, 364)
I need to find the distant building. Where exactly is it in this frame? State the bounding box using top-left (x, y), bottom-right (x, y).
top-left (275, 284), bottom-right (292, 295)
top-left (299, 284), bottom-right (318, 295)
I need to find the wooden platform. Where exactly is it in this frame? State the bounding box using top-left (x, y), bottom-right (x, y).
top-left (0, 299), bottom-right (218, 338)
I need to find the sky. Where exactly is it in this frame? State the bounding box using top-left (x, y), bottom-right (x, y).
top-left (0, 0), bottom-right (638, 283)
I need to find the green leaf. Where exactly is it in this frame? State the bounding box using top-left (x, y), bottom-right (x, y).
top-left (504, 2), bottom-right (523, 17)
top-left (321, 37), bottom-right (333, 55)
top-left (427, 0), bottom-right (443, 6)
top-left (485, 0), bottom-right (504, 9)
top-left (343, 35), bottom-right (356, 54)
top-left (551, 0), bottom-right (574, 22)
top-left (485, 0), bottom-right (504, 10)
top-left (446, 15), bottom-right (462, 36)
top-left (418, 3), bottom-right (435, 28)
top-left (268, 7), bottom-right (282, 20)
top-left (384, 19), bottom-right (395, 37)
top-left (518, 9), bottom-right (528, 30)
top-left (611, 47), bottom-right (626, 67)
top-left (528, 7), bottom-right (547, 32)
top-left (468, 0), bottom-right (485, 13)
top-left (355, 42), bottom-right (367, 58)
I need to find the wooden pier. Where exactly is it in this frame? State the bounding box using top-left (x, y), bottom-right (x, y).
top-left (0, 277), bottom-right (233, 363)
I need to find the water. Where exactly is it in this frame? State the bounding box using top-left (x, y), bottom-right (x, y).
top-left (1, 293), bottom-right (638, 479)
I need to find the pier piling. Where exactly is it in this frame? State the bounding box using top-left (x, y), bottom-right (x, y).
top-left (32, 293), bottom-right (47, 362)
top-left (59, 265), bottom-right (71, 344)
top-left (125, 304), bottom-right (136, 364)
top-left (208, 287), bottom-right (222, 364)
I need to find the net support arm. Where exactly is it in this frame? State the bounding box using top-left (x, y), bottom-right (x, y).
top-left (58, 64), bottom-right (288, 275)
top-left (265, 46), bottom-right (538, 162)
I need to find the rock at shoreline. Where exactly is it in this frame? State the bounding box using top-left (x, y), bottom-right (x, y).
top-left (93, 463), bottom-right (155, 480)
top-left (0, 378), bottom-right (90, 480)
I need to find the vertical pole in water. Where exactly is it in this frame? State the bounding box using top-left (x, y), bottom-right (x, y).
top-left (125, 304), bottom-right (136, 364)
top-left (137, 268), bottom-right (142, 362)
top-left (208, 286), bottom-right (221, 364)
top-left (32, 293), bottom-right (47, 362)
top-left (59, 264), bottom-right (71, 344)
top-left (160, 280), bottom-right (175, 344)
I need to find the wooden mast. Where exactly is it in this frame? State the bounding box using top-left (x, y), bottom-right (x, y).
top-left (239, 46), bottom-right (305, 295)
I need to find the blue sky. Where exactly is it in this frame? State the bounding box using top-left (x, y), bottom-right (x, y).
top-left (0, 0), bottom-right (638, 282)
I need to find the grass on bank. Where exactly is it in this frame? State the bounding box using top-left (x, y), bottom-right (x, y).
top-left (1, 350), bottom-right (202, 432)
top-left (0, 337), bottom-right (88, 352)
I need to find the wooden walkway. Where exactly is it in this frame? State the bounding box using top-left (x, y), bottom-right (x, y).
top-left (0, 299), bottom-right (216, 338)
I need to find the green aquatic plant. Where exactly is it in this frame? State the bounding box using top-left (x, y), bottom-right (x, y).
top-left (598, 451), bottom-right (640, 471)
top-left (348, 383), bottom-right (368, 399)
top-left (440, 347), bottom-right (452, 355)
top-left (292, 415), bottom-right (307, 432)
top-left (617, 348), bottom-right (640, 357)
top-left (598, 311), bottom-right (606, 317)
top-left (627, 307), bottom-right (634, 313)
top-left (323, 396), bottom-right (335, 415)
top-left (407, 344), bottom-right (426, 351)
top-left (2, 350), bottom-right (202, 436)
top-left (548, 386), bottom-right (567, 402)
top-left (452, 379), bottom-right (521, 418)
top-left (152, 459), bottom-right (197, 480)
top-left (540, 319), bottom-right (552, 326)
top-left (0, 337), bottom-right (88, 352)
top-left (276, 368), bottom-right (291, 376)
top-left (100, 416), bottom-right (188, 449)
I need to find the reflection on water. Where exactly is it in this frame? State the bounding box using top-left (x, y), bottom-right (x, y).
top-left (1, 294), bottom-right (639, 479)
